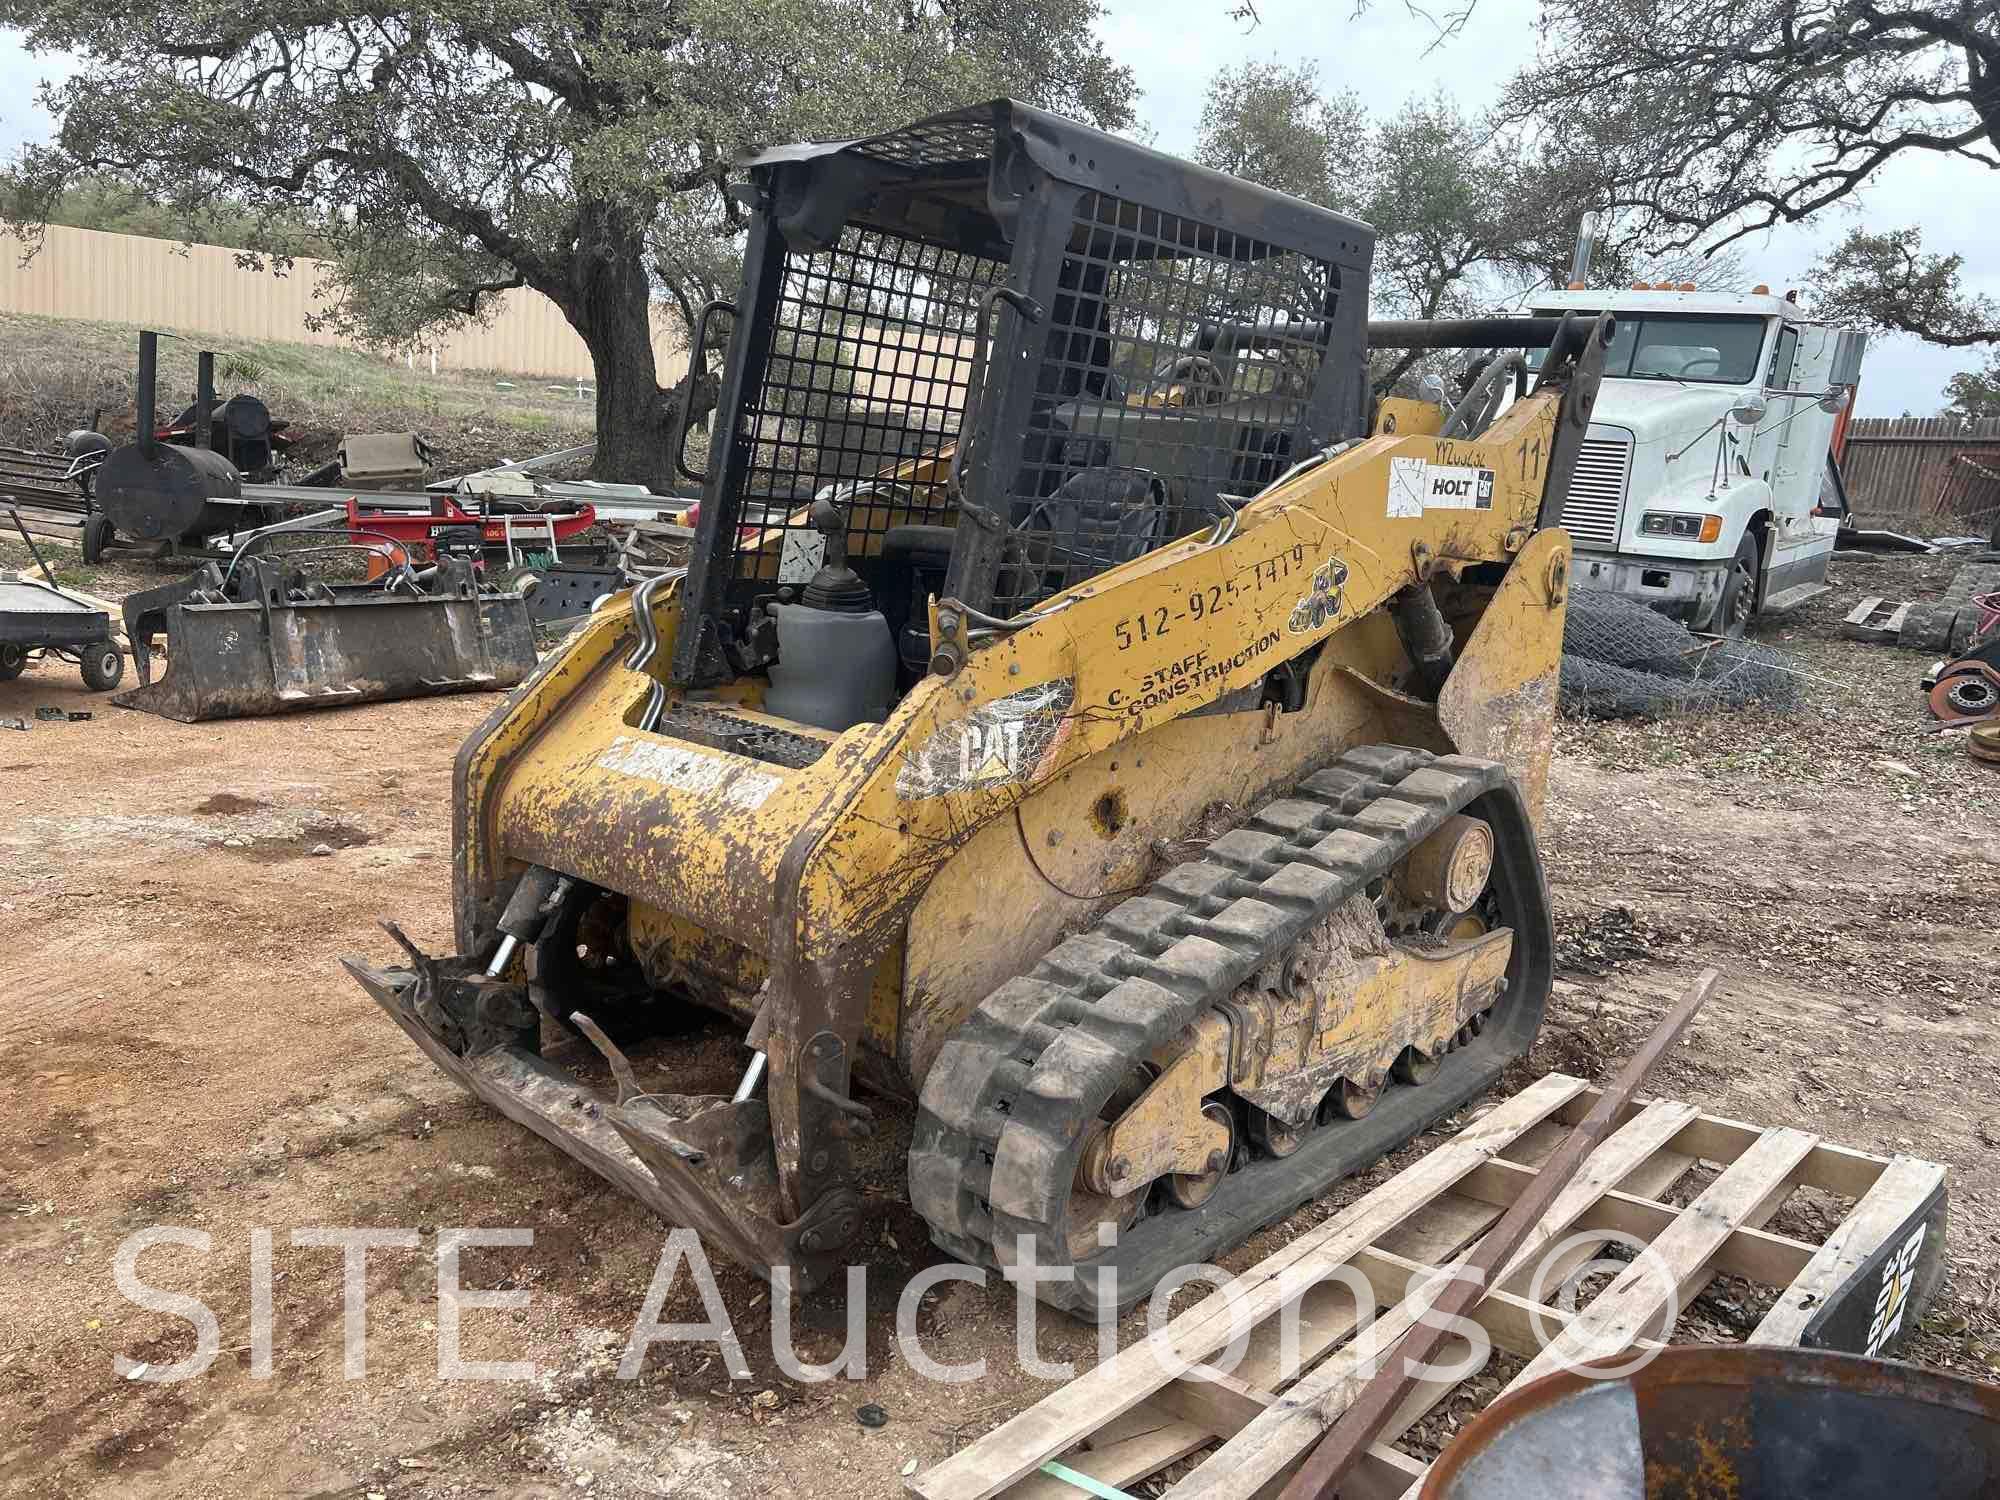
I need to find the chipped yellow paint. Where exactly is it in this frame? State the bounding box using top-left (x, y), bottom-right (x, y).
top-left (1307, 931), bottom-right (1513, 1066)
top-left (447, 382), bottom-right (1569, 1114)
top-left (1374, 395), bottom-right (1447, 437)
top-left (1078, 926), bottom-right (1512, 1195)
top-left (1085, 1011), bottom-right (1236, 1192)
top-left (1438, 526), bottom-right (1571, 825)
top-left (899, 633), bottom-right (1445, 1086)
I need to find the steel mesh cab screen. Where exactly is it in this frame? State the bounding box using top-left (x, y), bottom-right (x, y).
top-left (726, 226), bottom-right (1007, 588)
top-left (992, 192), bottom-right (1338, 616)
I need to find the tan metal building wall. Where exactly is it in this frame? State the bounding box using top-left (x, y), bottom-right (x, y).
top-left (0, 223), bottom-right (685, 382)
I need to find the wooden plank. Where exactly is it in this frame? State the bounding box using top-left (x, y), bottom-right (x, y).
top-left (1090, 1403), bottom-right (1185, 1449)
top-left (1229, 1122), bottom-right (1567, 1395)
top-left (1156, 1369), bottom-right (1276, 1438)
top-left (928, 1078), bottom-right (1945, 1500)
top-left (1752, 1155), bottom-right (1947, 1348)
top-left (1455, 1158), bottom-right (1818, 1287)
top-left (1163, 1099), bottom-right (1698, 1500)
top-left (1349, 1245), bottom-right (1666, 1365)
top-left (1328, 1131), bottom-right (1700, 1494)
top-left (1559, 1089), bottom-right (1888, 1199)
top-left (5, 516), bottom-right (84, 545)
top-left (1505, 1127), bottom-right (1816, 1390)
top-left (909, 1074), bottom-right (1587, 1500)
top-left (1278, 973), bottom-right (1719, 1500)
top-left (1334, 1446), bottom-right (1429, 1500)
top-left (1002, 1421), bottom-right (1211, 1500)
top-left (1226, 1118), bottom-right (1571, 1390)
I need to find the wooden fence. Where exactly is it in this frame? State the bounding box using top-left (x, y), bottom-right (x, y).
top-left (0, 223), bottom-right (685, 382)
top-left (1841, 415), bottom-right (2000, 527)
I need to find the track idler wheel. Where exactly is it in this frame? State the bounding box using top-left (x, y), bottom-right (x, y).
top-left (1327, 1076), bottom-right (1383, 1121)
top-left (1394, 1045), bottom-right (1442, 1085)
top-left (1165, 1101), bottom-right (1236, 1209)
top-left (1064, 1121), bottom-right (1142, 1259)
top-left (1248, 1106), bottom-right (1307, 1160)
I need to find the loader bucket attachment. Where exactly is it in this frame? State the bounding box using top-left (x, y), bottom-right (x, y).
top-left (116, 554), bottom-right (536, 722)
top-left (343, 951), bottom-right (854, 1289)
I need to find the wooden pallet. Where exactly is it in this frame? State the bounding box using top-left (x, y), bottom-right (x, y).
top-left (1841, 594), bottom-right (1911, 643)
top-left (912, 1073), bottom-right (1947, 1500)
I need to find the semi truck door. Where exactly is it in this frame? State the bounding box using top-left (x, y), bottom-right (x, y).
top-left (1760, 325), bottom-right (1829, 593)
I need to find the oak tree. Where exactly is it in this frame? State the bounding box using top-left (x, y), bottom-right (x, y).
top-left (0, 0), bottom-right (1134, 484)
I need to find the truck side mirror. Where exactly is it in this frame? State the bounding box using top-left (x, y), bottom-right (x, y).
top-left (1729, 395), bottom-right (1767, 425)
top-left (1817, 385), bottom-right (1849, 414)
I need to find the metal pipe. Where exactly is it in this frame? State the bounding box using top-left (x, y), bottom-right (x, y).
top-left (8, 509), bottom-right (62, 587)
top-left (136, 331), bottom-right (157, 458)
top-left (483, 933), bottom-right (520, 978)
top-left (1367, 317), bottom-right (1574, 351)
top-left (195, 351), bottom-right (215, 455)
top-left (1567, 212), bottom-right (1600, 285)
top-left (731, 1051), bottom-right (767, 1102)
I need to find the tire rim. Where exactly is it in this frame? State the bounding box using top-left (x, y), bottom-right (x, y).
top-left (1729, 560), bottom-right (1755, 630)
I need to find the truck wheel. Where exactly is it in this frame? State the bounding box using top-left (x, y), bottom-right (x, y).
top-left (82, 513), bottom-right (113, 565)
top-left (1718, 532), bottom-right (1760, 638)
top-left (0, 644), bottom-right (25, 681)
top-left (79, 641), bottom-right (124, 692)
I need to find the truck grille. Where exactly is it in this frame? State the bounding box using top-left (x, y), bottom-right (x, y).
top-left (1558, 434), bottom-right (1634, 549)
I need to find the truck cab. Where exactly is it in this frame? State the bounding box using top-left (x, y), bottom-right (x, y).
top-left (1523, 287), bottom-right (1866, 633)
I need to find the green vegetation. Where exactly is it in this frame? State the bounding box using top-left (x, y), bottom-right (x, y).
top-left (0, 310), bottom-right (597, 459)
top-left (2, 172), bottom-right (327, 257)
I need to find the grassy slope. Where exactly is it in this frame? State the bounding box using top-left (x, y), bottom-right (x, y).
top-left (0, 310), bottom-right (597, 471)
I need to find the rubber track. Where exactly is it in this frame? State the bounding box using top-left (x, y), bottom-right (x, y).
top-left (909, 745), bottom-right (1521, 1301)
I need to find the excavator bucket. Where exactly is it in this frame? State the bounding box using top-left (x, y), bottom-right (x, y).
top-left (116, 553), bottom-right (536, 722)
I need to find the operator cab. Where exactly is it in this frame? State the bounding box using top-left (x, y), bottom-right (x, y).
top-left (667, 100), bottom-right (1374, 724)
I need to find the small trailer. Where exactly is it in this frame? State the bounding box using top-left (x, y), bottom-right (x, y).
top-left (0, 512), bottom-right (124, 692)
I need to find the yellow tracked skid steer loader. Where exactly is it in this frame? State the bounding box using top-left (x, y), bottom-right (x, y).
top-left (346, 99), bottom-right (1613, 1313)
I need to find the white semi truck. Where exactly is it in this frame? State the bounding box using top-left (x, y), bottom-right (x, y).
top-left (1522, 286), bottom-right (1868, 635)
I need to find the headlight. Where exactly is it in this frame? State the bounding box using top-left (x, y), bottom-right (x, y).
top-left (1639, 512), bottom-right (1723, 542)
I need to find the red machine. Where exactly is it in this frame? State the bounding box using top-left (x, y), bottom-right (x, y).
top-left (343, 494), bottom-right (597, 562)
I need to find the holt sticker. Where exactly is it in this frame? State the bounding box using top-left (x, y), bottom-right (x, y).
top-left (1388, 456), bottom-right (1496, 518)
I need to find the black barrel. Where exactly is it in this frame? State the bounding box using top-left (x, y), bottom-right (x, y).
top-left (1423, 1346), bottom-right (2000, 1499)
top-left (94, 441), bottom-right (245, 543)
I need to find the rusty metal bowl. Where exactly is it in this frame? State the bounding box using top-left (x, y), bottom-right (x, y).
top-left (1421, 1346), bottom-right (2000, 1499)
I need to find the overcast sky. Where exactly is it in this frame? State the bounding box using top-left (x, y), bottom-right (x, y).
top-left (4, 0), bottom-right (1991, 414)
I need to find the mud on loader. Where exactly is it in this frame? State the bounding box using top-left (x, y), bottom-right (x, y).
top-left (347, 100), bottom-right (1613, 1314)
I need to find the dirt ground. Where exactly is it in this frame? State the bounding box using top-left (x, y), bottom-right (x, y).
top-left (3, 546), bottom-right (1998, 1500)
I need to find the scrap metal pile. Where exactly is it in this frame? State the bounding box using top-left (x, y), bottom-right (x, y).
top-left (1837, 552), bottom-right (2000, 744)
top-left (1559, 586), bottom-right (1802, 719)
top-left (1923, 580), bottom-right (2000, 736)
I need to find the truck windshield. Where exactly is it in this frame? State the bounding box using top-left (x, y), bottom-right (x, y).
top-left (1528, 312), bottom-right (1769, 385)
